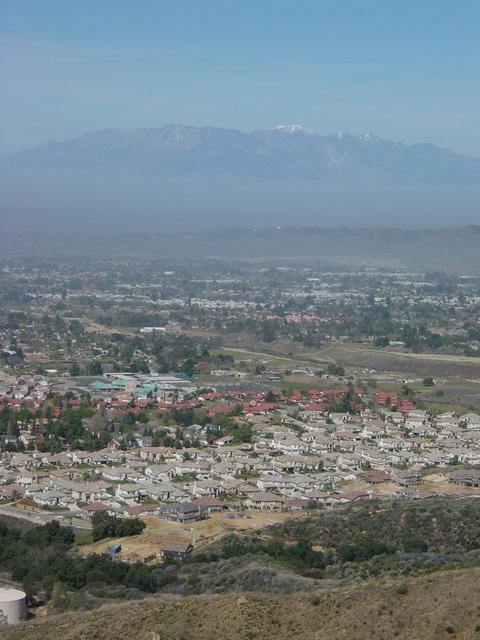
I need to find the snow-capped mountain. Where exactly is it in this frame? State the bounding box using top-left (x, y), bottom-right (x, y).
top-left (2, 123), bottom-right (480, 183)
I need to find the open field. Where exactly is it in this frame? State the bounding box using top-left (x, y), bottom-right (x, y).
top-left (183, 328), bottom-right (222, 338)
top-left (220, 334), bottom-right (480, 377)
top-left (6, 566), bottom-right (480, 640)
top-left (66, 317), bottom-right (135, 336)
top-left (301, 343), bottom-right (480, 378)
top-left (212, 346), bottom-right (301, 367)
top-left (415, 382), bottom-right (480, 413)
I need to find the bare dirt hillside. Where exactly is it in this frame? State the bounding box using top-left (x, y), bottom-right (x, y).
top-left (3, 567), bottom-right (480, 640)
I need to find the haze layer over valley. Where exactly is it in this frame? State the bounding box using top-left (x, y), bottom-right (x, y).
top-left (2, 124), bottom-right (480, 232)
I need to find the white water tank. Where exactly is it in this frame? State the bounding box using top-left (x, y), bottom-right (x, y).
top-left (0, 588), bottom-right (26, 625)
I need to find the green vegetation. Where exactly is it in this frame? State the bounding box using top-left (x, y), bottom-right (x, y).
top-left (0, 519), bottom-right (169, 604)
top-left (280, 497), bottom-right (480, 554)
top-left (74, 529), bottom-right (94, 546)
top-left (178, 497), bottom-right (480, 592)
top-left (91, 512), bottom-right (145, 542)
top-left (327, 363), bottom-right (345, 377)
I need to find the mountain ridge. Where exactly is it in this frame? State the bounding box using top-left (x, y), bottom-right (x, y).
top-left (2, 123), bottom-right (480, 183)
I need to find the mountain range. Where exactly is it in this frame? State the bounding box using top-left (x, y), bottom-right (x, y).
top-left (2, 123), bottom-right (480, 183)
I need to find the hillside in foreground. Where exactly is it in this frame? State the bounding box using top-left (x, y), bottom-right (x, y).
top-left (3, 566), bottom-right (480, 640)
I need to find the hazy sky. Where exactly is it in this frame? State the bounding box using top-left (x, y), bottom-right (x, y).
top-left (2, 1), bottom-right (480, 155)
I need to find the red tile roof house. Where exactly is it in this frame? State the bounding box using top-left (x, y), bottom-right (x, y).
top-left (243, 402), bottom-right (278, 415)
top-left (375, 392), bottom-right (398, 406)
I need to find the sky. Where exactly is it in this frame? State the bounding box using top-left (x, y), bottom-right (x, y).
top-left (2, 0), bottom-right (480, 156)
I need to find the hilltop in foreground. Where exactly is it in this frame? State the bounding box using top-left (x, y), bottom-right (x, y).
top-left (3, 567), bottom-right (480, 640)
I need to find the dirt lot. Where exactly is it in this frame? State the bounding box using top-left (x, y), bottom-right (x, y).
top-left (345, 473), bottom-right (480, 499)
top-left (80, 510), bottom-right (306, 563)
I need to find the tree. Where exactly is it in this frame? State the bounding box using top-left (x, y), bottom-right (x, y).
top-left (260, 320), bottom-right (276, 343)
top-left (265, 390), bottom-right (278, 403)
top-left (87, 360), bottom-right (102, 375)
top-left (69, 363), bottom-right (81, 377)
top-left (91, 512), bottom-right (145, 542)
top-left (327, 363), bottom-right (345, 377)
top-left (181, 357), bottom-right (194, 377)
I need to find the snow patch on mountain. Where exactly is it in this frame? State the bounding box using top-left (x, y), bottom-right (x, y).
top-left (273, 124), bottom-right (313, 134)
